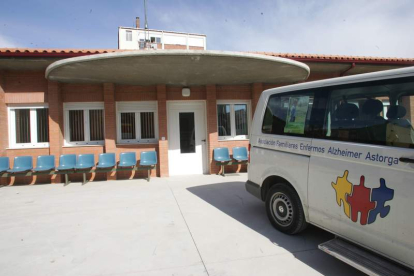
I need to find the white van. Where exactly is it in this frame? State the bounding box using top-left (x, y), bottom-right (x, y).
top-left (246, 67), bottom-right (414, 274)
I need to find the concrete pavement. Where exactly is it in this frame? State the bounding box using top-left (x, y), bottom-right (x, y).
top-left (0, 174), bottom-right (364, 276)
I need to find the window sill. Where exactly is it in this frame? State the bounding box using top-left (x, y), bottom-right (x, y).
top-left (116, 142), bottom-right (159, 146)
top-left (218, 138), bottom-right (249, 142)
top-left (63, 144), bottom-right (104, 148)
top-left (7, 146), bottom-right (50, 150)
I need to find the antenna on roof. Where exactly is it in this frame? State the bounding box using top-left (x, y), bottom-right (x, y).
top-left (144, 0), bottom-right (150, 49)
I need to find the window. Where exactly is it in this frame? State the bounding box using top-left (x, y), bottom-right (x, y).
top-left (324, 76), bottom-right (414, 148)
top-left (116, 102), bottom-right (158, 144)
top-left (217, 101), bottom-right (250, 140)
top-left (8, 105), bottom-right (49, 148)
top-left (126, 30), bottom-right (132, 41)
top-left (64, 103), bottom-right (104, 146)
top-left (179, 112), bottom-right (195, 153)
top-left (139, 39), bottom-right (145, 49)
top-left (262, 92), bottom-right (314, 137)
top-left (150, 37), bottom-right (161, 43)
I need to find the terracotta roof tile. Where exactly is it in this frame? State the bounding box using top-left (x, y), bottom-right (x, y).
top-left (255, 51), bottom-right (414, 63)
top-left (0, 48), bottom-right (120, 56)
top-left (1, 48), bottom-right (413, 64)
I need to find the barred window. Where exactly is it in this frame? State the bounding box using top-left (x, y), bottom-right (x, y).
top-left (121, 113), bottom-right (136, 140)
top-left (15, 109), bottom-right (31, 143)
top-left (8, 105), bottom-right (49, 148)
top-left (89, 110), bottom-right (104, 141)
top-left (64, 103), bottom-right (104, 146)
top-left (117, 102), bottom-right (158, 144)
top-left (140, 112), bottom-right (155, 139)
top-left (217, 101), bottom-right (250, 140)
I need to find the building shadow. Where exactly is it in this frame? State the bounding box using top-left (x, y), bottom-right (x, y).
top-left (187, 180), bottom-right (365, 276)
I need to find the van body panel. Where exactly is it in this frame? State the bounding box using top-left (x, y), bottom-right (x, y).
top-left (247, 66), bottom-right (414, 270)
top-left (308, 139), bottom-right (414, 268)
top-left (249, 134), bottom-right (311, 220)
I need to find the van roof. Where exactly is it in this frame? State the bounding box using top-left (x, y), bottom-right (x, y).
top-left (263, 66), bottom-right (414, 97)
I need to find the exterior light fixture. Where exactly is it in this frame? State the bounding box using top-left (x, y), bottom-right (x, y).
top-left (182, 87), bottom-right (191, 97)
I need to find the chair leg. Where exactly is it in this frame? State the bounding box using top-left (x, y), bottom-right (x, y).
top-left (147, 169), bottom-right (150, 182)
top-left (64, 174), bottom-right (69, 186)
top-left (221, 165), bottom-right (225, 177)
top-left (82, 173), bottom-right (86, 185)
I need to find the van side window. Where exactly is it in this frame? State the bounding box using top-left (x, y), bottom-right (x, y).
top-left (325, 77), bottom-right (414, 148)
top-left (262, 92), bottom-right (314, 136)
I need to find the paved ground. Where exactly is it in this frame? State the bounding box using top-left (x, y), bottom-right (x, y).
top-left (0, 174), bottom-right (365, 276)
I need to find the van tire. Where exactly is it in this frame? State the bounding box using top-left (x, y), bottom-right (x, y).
top-left (265, 184), bottom-right (308, 235)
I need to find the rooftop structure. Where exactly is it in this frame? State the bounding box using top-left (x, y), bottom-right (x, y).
top-left (118, 17), bottom-right (206, 50)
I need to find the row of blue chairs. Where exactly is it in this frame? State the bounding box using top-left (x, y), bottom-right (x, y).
top-left (0, 151), bottom-right (157, 184)
top-left (213, 147), bottom-right (248, 176)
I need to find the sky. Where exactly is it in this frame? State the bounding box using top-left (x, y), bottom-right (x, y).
top-left (0, 0), bottom-right (413, 57)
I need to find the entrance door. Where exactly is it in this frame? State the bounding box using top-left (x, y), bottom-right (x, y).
top-left (167, 102), bottom-right (207, 175)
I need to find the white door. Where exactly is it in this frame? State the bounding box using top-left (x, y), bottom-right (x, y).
top-left (167, 101), bottom-right (207, 175)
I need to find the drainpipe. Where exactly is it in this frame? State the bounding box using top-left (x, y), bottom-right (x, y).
top-left (340, 62), bottom-right (356, 76)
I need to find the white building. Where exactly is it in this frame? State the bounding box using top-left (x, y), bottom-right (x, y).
top-left (118, 17), bottom-right (206, 50)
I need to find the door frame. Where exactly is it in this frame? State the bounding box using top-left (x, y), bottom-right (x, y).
top-left (166, 100), bottom-right (209, 175)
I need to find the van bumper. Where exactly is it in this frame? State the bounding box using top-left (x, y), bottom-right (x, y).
top-left (245, 180), bottom-right (262, 201)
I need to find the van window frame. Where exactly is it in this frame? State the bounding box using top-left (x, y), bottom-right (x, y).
top-left (261, 89), bottom-right (325, 139)
top-left (321, 75), bottom-right (414, 148)
top-left (260, 75), bottom-right (414, 149)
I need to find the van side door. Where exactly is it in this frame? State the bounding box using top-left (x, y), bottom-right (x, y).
top-left (308, 76), bottom-right (414, 269)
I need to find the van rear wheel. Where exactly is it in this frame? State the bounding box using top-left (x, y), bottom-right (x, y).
top-left (265, 184), bottom-right (307, 235)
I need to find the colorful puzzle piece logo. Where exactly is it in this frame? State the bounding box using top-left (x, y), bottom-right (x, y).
top-left (331, 170), bottom-right (352, 218)
top-left (332, 170), bottom-right (394, 225)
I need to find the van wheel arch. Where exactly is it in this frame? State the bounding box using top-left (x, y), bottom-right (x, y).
top-left (262, 176), bottom-right (308, 234)
top-left (261, 175), bottom-right (293, 201)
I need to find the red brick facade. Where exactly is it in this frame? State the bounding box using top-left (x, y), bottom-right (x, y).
top-left (1, 61), bottom-right (413, 185)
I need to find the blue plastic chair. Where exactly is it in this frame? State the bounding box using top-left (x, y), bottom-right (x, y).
top-left (232, 147), bottom-right (248, 162)
top-left (0, 157), bottom-right (10, 173)
top-left (118, 152), bottom-right (137, 167)
top-left (75, 154), bottom-right (95, 170)
top-left (57, 154), bottom-right (76, 185)
top-left (140, 151), bottom-right (157, 166)
top-left (97, 153), bottom-right (116, 169)
top-left (214, 148), bottom-right (232, 177)
top-left (7, 156), bottom-right (33, 173)
top-left (33, 155), bottom-right (55, 172)
top-left (214, 148), bottom-right (231, 162)
top-left (57, 154), bottom-right (76, 171)
top-left (140, 151), bottom-right (157, 182)
top-left (75, 154), bottom-right (95, 185)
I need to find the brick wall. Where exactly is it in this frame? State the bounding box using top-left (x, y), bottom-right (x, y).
top-left (217, 85), bottom-right (251, 100)
top-left (115, 85), bottom-right (157, 101)
top-left (62, 83), bottom-right (103, 102)
top-left (189, 46), bottom-right (204, 50)
top-left (164, 45), bottom-right (187, 50)
top-left (163, 44), bottom-right (204, 50)
top-left (206, 85), bottom-right (219, 174)
top-left (2, 69), bottom-right (368, 185)
top-left (157, 85), bottom-right (169, 177)
top-left (251, 83), bottom-right (263, 116)
top-left (4, 71), bottom-right (47, 103)
top-left (166, 86), bottom-right (206, 100)
top-left (48, 81), bottom-right (63, 183)
top-left (0, 71), bottom-right (8, 158)
top-left (103, 83), bottom-right (117, 180)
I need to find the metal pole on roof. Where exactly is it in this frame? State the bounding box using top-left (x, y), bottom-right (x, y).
top-left (144, 0), bottom-right (150, 49)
